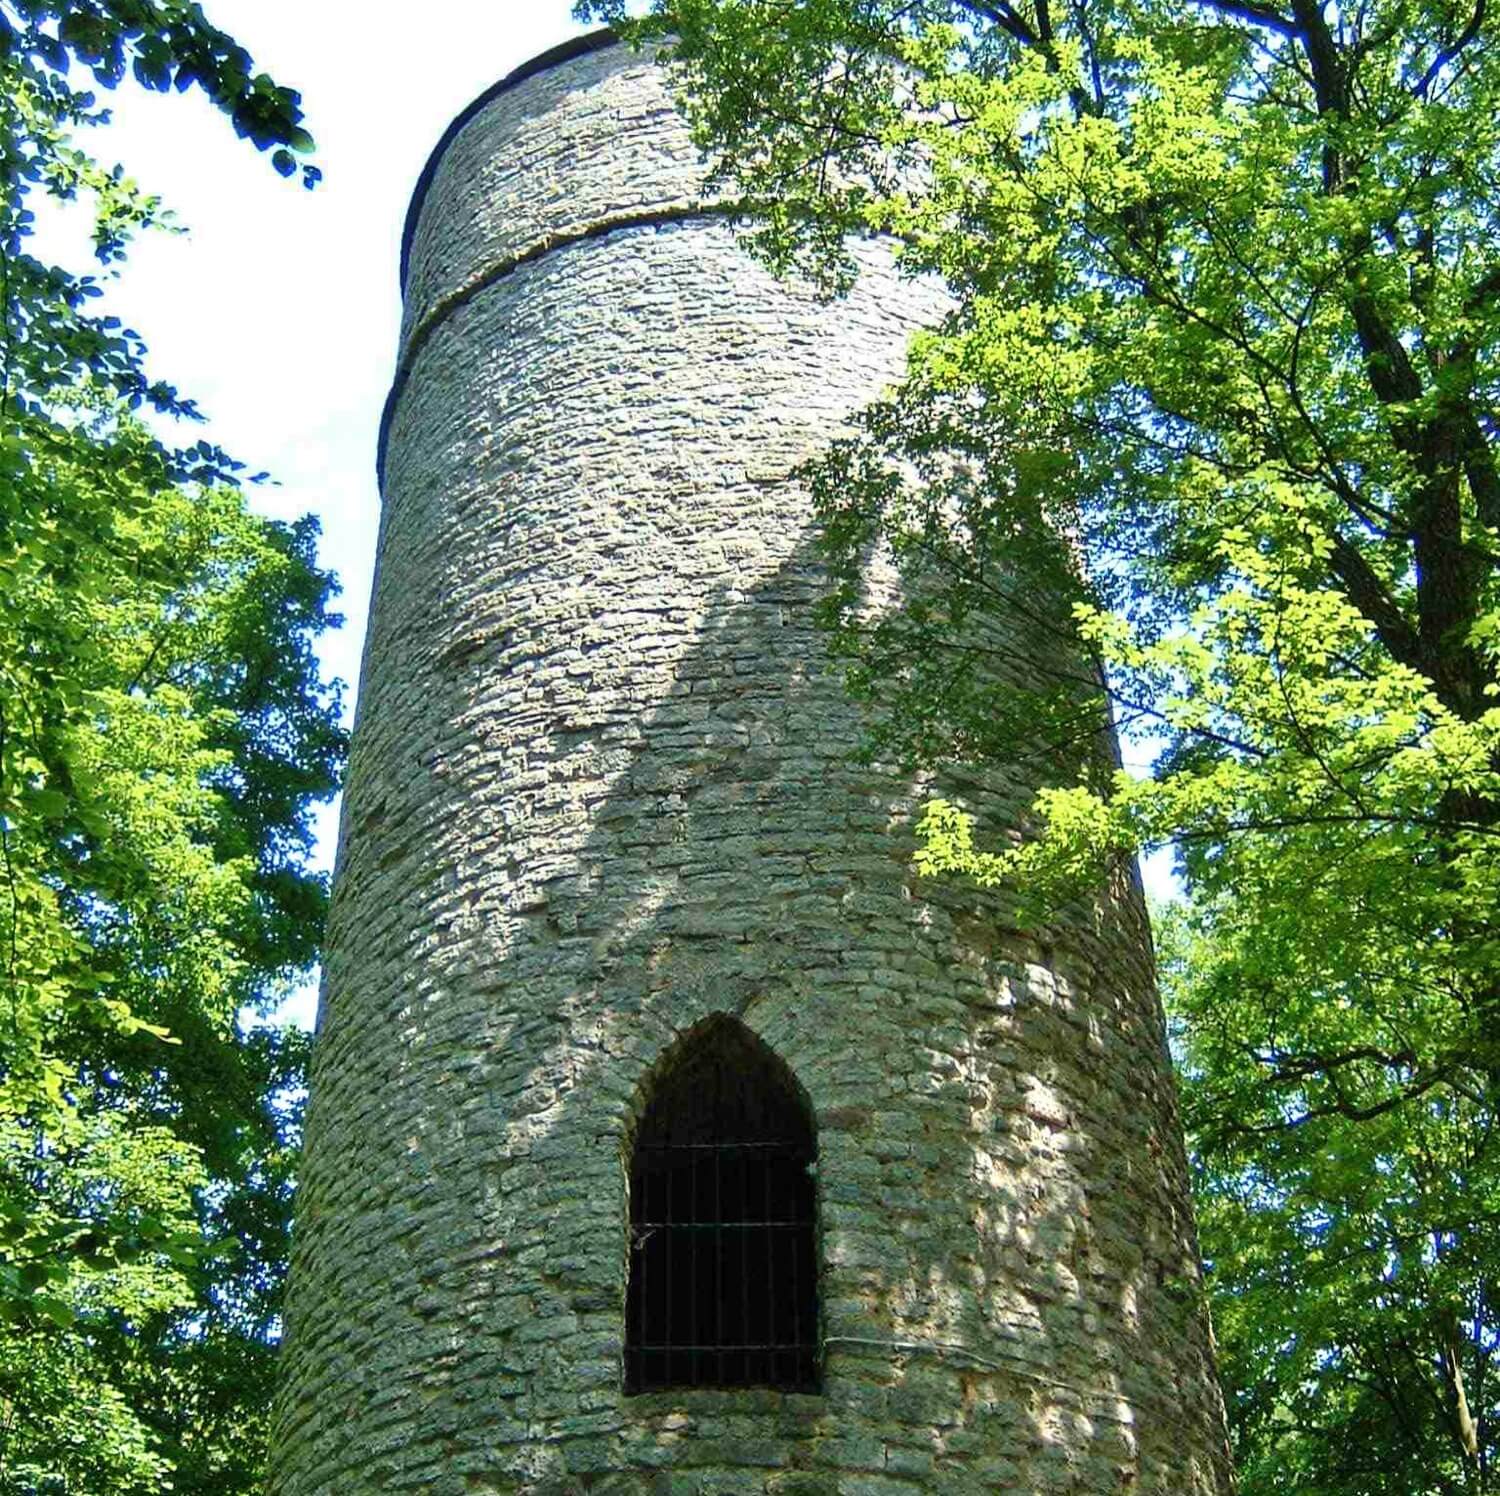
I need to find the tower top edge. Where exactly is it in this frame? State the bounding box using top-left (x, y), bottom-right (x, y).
top-left (398, 27), bottom-right (622, 293)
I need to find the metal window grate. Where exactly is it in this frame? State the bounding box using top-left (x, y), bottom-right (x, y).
top-left (625, 1020), bottom-right (818, 1394)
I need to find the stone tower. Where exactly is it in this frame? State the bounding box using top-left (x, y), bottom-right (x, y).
top-left (271, 31), bottom-right (1232, 1496)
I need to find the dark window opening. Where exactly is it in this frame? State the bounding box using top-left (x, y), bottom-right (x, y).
top-left (626, 1017), bottom-right (818, 1394)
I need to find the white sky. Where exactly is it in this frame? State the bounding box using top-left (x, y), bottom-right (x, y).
top-left (40, 0), bottom-right (1173, 1024)
top-left (36, 1), bottom-right (591, 1020)
top-left (67, 0), bottom-right (591, 733)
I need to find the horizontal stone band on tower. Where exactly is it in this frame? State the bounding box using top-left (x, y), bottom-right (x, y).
top-left (271, 32), bottom-right (1232, 1496)
top-left (378, 201), bottom-right (733, 489)
top-left (396, 30), bottom-right (623, 295)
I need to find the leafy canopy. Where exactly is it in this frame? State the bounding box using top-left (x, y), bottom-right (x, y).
top-left (2, 3), bottom-right (340, 1489)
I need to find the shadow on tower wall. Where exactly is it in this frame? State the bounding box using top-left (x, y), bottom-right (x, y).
top-left (288, 513), bottom-right (1229, 1495)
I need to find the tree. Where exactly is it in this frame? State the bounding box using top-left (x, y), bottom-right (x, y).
top-left (578, 0), bottom-right (1499, 1487)
top-left (1, 4), bottom-right (341, 1488)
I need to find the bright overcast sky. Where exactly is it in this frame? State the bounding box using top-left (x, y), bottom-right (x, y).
top-left (36, 1), bottom-right (593, 1018)
top-left (53, 0), bottom-right (592, 857)
top-left (83, 0), bottom-right (591, 705)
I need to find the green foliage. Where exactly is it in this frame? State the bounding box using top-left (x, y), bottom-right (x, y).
top-left (1, 5), bottom-right (340, 1489)
top-left (1159, 900), bottom-right (1498, 1495)
top-left (580, 0), bottom-right (1500, 1487)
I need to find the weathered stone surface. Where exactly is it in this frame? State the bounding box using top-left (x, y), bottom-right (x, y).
top-left (271, 34), bottom-right (1232, 1495)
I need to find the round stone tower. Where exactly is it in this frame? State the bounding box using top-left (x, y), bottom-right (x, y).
top-left (271, 31), bottom-right (1232, 1496)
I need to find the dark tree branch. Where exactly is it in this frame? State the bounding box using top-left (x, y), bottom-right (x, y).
top-left (957, 0), bottom-right (1042, 47)
top-left (1413, 0), bottom-right (1487, 99)
top-left (1197, 0), bottom-right (1302, 37)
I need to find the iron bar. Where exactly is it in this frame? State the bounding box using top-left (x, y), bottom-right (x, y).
top-left (633, 1342), bottom-right (820, 1352)
top-left (661, 1140), bottom-right (671, 1390)
top-left (715, 1056), bottom-right (724, 1389)
top-left (637, 1139), bottom-right (801, 1150)
top-left (637, 1220), bottom-right (809, 1229)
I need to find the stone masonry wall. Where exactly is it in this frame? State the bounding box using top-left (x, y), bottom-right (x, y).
top-left (270, 35), bottom-right (1233, 1496)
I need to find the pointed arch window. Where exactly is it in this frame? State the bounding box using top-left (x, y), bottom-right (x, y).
top-left (626, 1017), bottom-right (818, 1393)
